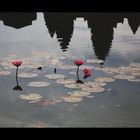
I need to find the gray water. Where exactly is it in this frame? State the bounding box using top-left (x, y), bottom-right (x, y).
top-left (0, 12), bottom-right (140, 127)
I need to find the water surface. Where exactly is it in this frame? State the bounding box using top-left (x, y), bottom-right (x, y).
top-left (0, 12), bottom-right (140, 127)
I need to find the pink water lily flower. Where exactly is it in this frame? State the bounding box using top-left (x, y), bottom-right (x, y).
top-left (74, 59), bottom-right (84, 66)
top-left (12, 60), bottom-right (22, 67)
top-left (83, 68), bottom-right (92, 78)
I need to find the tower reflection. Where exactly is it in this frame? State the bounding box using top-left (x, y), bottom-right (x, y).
top-left (0, 12), bottom-right (37, 29)
top-left (44, 13), bottom-right (76, 51)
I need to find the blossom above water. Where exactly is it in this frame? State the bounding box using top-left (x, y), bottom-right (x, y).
top-left (74, 59), bottom-right (84, 66)
top-left (12, 60), bottom-right (22, 67)
top-left (83, 68), bottom-right (92, 79)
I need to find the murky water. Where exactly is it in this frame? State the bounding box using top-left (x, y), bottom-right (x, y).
top-left (0, 12), bottom-right (140, 127)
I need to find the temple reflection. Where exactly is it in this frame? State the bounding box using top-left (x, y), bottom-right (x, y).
top-left (0, 12), bottom-right (140, 61)
top-left (127, 13), bottom-right (140, 34)
top-left (84, 13), bottom-right (124, 61)
top-left (0, 12), bottom-right (37, 29)
top-left (44, 13), bottom-right (76, 51)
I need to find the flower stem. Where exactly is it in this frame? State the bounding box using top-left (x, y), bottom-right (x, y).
top-left (76, 66), bottom-right (79, 80)
top-left (16, 67), bottom-right (19, 85)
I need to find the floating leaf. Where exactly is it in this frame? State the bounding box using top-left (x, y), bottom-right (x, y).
top-left (114, 75), bottom-right (135, 80)
top-left (60, 96), bottom-right (83, 103)
top-left (56, 79), bottom-right (76, 84)
top-left (86, 95), bottom-right (95, 98)
top-left (45, 74), bottom-right (65, 79)
top-left (64, 83), bottom-right (86, 89)
top-left (95, 77), bottom-right (115, 83)
top-left (131, 72), bottom-right (140, 76)
top-left (67, 90), bottom-right (91, 97)
top-left (127, 79), bottom-right (140, 82)
top-left (30, 99), bottom-right (60, 106)
top-left (129, 63), bottom-right (140, 68)
top-left (87, 59), bottom-right (104, 64)
top-left (19, 93), bottom-right (43, 101)
top-left (27, 81), bottom-right (50, 87)
top-left (81, 86), bottom-right (105, 93)
top-left (18, 73), bottom-right (39, 78)
top-left (86, 82), bottom-right (107, 87)
top-left (0, 70), bottom-right (11, 76)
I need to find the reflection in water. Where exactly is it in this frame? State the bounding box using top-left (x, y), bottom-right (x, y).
top-left (44, 13), bottom-right (76, 51)
top-left (0, 12), bottom-right (37, 29)
top-left (127, 13), bottom-right (140, 34)
top-left (0, 13), bottom-right (140, 127)
top-left (13, 75), bottom-right (22, 91)
top-left (84, 13), bottom-right (124, 61)
top-left (0, 13), bottom-right (140, 61)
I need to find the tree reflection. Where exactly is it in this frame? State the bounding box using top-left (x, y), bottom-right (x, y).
top-left (0, 12), bottom-right (37, 29)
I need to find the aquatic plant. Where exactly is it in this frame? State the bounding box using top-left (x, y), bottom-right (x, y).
top-left (12, 60), bottom-right (22, 67)
top-left (83, 68), bottom-right (92, 79)
top-left (12, 60), bottom-right (22, 77)
top-left (12, 60), bottom-right (23, 91)
top-left (74, 59), bottom-right (84, 83)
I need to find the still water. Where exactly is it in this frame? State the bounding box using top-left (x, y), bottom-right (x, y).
top-left (0, 12), bottom-right (140, 127)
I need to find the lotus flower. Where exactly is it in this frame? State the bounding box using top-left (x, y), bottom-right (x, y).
top-left (83, 68), bottom-right (92, 79)
top-left (74, 59), bottom-right (84, 66)
top-left (12, 60), bottom-right (22, 67)
top-left (12, 60), bottom-right (22, 84)
top-left (74, 59), bottom-right (84, 84)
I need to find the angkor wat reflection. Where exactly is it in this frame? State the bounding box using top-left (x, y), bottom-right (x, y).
top-left (44, 13), bottom-right (76, 52)
top-left (84, 13), bottom-right (124, 61)
top-left (0, 12), bottom-right (140, 61)
top-left (0, 12), bottom-right (37, 29)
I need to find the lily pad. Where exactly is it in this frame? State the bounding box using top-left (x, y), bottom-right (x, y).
top-left (64, 83), bottom-right (85, 89)
top-left (114, 75), bottom-right (135, 80)
top-left (86, 82), bottom-right (107, 87)
top-left (27, 81), bottom-right (50, 87)
top-left (67, 90), bottom-right (91, 97)
top-left (56, 79), bottom-right (76, 84)
top-left (45, 74), bottom-right (65, 79)
top-left (129, 63), bottom-right (140, 68)
top-left (86, 95), bottom-right (95, 98)
top-left (60, 96), bottom-right (83, 103)
top-left (127, 79), bottom-right (140, 82)
top-left (87, 59), bottom-right (104, 64)
top-left (30, 99), bottom-right (60, 106)
top-left (131, 72), bottom-right (140, 76)
top-left (18, 73), bottom-right (39, 78)
top-left (95, 77), bottom-right (115, 83)
top-left (81, 86), bottom-right (105, 93)
top-left (19, 93), bottom-right (43, 101)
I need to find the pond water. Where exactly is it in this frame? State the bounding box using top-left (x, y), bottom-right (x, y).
top-left (0, 12), bottom-right (140, 127)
